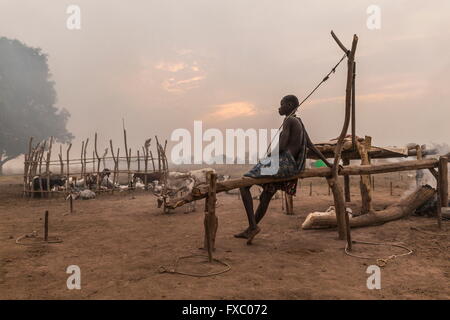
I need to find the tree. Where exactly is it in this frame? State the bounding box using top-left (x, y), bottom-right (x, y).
top-left (0, 37), bottom-right (73, 174)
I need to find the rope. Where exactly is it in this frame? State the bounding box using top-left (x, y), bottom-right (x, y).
top-left (410, 223), bottom-right (449, 237)
top-left (345, 240), bottom-right (413, 267)
top-left (15, 231), bottom-right (63, 245)
top-left (158, 254), bottom-right (231, 277)
top-left (265, 53), bottom-right (348, 157)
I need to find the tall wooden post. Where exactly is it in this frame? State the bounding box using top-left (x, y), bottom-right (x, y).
top-left (45, 137), bottom-right (53, 198)
top-left (351, 62), bottom-right (356, 150)
top-left (285, 194), bottom-right (294, 215)
top-left (66, 143), bottom-right (72, 192)
top-left (343, 157), bottom-right (351, 202)
top-left (94, 133), bottom-right (101, 190)
top-left (204, 172), bottom-right (218, 262)
top-left (437, 156), bottom-right (448, 229)
top-left (44, 210), bottom-right (49, 241)
top-left (329, 31), bottom-right (358, 242)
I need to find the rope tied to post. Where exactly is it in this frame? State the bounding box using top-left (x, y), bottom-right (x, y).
top-left (344, 240), bottom-right (413, 267)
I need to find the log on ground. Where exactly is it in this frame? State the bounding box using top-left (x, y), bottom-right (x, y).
top-left (302, 185), bottom-right (436, 229)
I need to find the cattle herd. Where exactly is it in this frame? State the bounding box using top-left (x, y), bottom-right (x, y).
top-left (30, 168), bottom-right (231, 212)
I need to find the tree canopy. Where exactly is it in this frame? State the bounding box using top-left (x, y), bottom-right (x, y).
top-left (0, 37), bottom-right (73, 172)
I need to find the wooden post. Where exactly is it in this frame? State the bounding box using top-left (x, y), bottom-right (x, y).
top-left (58, 145), bottom-right (64, 176)
top-left (309, 182), bottom-right (313, 196)
top-left (343, 157), bottom-right (351, 202)
top-left (286, 194), bottom-right (294, 215)
top-left (45, 137), bottom-right (53, 198)
top-left (69, 194), bottom-right (73, 213)
top-left (83, 138), bottom-right (89, 184)
top-left (38, 141), bottom-right (46, 196)
top-left (328, 31), bottom-right (358, 241)
top-left (137, 150), bottom-right (141, 172)
top-left (23, 153), bottom-right (28, 197)
top-left (372, 176), bottom-right (375, 191)
top-left (390, 181), bottom-right (393, 196)
top-left (123, 127), bottom-right (131, 187)
top-left (23, 137), bottom-right (34, 197)
top-left (155, 136), bottom-right (162, 172)
top-left (80, 141), bottom-right (85, 178)
top-left (94, 133), bottom-right (101, 190)
top-left (144, 138), bottom-right (151, 189)
top-left (110, 140), bottom-right (118, 191)
top-left (66, 143), bottom-right (72, 192)
top-left (44, 210), bottom-right (49, 241)
top-left (437, 156), bottom-right (448, 229)
top-left (356, 137), bottom-right (373, 215)
top-left (351, 61), bottom-right (356, 150)
top-left (204, 172), bottom-right (218, 262)
top-left (102, 148), bottom-right (108, 171)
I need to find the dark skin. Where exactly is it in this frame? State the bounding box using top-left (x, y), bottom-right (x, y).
top-left (235, 97), bottom-right (333, 244)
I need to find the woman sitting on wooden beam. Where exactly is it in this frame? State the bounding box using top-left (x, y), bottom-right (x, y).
top-left (235, 95), bottom-right (334, 244)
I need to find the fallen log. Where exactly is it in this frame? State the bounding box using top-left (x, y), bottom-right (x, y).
top-left (302, 185), bottom-right (436, 229)
top-left (165, 159), bottom-right (439, 209)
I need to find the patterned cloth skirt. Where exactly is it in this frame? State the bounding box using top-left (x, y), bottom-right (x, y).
top-left (243, 151), bottom-right (304, 196)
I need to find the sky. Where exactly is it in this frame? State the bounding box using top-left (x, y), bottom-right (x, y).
top-left (1, 0), bottom-right (450, 169)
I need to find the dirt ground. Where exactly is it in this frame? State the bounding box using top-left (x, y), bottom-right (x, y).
top-left (0, 173), bottom-right (449, 300)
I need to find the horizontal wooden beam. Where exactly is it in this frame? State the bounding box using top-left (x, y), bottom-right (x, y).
top-left (165, 159), bottom-right (439, 209)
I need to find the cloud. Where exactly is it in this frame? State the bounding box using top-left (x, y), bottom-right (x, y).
top-left (155, 62), bottom-right (187, 73)
top-left (204, 102), bottom-right (257, 121)
top-left (162, 75), bottom-right (205, 93)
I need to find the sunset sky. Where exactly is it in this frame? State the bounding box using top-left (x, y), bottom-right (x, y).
top-left (1, 0), bottom-right (449, 168)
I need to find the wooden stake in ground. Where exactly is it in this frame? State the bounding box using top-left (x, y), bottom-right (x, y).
top-left (123, 126), bottom-right (131, 187)
top-left (109, 140), bottom-right (119, 190)
top-left (23, 137), bottom-right (34, 197)
top-left (66, 143), bottom-right (72, 192)
top-left (203, 172), bottom-right (218, 262)
top-left (69, 194), bottom-right (73, 213)
top-left (45, 137), bottom-right (53, 198)
top-left (80, 141), bottom-right (85, 178)
top-left (356, 137), bottom-right (373, 214)
top-left (94, 133), bottom-right (101, 190)
top-left (437, 156), bottom-right (448, 229)
top-left (44, 210), bottom-right (49, 241)
top-left (83, 138), bottom-right (89, 183)
top-left (285, 194), bottom-right (294, 215)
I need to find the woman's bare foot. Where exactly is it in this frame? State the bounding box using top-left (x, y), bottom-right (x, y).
top-left (234, 229), bottom-right (250, 239)
top-left (246, 226), bottom-right (261, 245)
